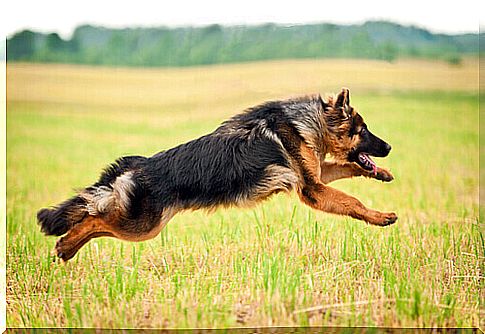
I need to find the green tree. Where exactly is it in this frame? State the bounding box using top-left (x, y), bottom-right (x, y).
top-left (45, 33), bottom-right (65, 51)
top-left (378, 41), bottom-right (398, 62)
top-left (7, 30), bottom-right (36, 60)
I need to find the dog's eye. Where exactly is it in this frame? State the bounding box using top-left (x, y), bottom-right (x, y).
top-left (360, 127), bottom-right (367, 135)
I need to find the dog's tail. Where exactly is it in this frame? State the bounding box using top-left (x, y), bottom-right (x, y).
top-left (37, 156), bottom-right (146, 236)
top-left (37, 195), bottom-right (89, 236)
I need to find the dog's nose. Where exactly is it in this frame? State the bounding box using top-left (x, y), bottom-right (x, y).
top-left (385, 143), bottom-right (392, 153)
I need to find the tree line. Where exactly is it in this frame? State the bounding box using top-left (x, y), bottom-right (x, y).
top-left (6, 21), bottom-right (478, 67)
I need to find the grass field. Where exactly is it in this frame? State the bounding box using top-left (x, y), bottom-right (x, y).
top-left (6, 59), bottom-right (483, 328)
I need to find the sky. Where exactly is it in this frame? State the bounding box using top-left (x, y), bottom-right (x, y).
top-left (2, 0), bottom-right (482, 39)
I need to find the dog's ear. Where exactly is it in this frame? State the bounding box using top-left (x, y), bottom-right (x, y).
top-left (335, 88), bottom-right (351, 119)
top-left (335, 88), bottom-right (350, 109)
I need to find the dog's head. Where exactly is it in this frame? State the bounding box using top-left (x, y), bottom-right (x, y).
top-left (324, 88), bottom-right (392, 173)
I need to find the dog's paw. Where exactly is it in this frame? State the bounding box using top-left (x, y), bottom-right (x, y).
top-left (366, 211), bottom-right (398, 226)
top-left (381, 212), bottom-right (398, 226)
top-left (374, 168), bottom-right (394, 182)
top-left (55, 237), bottom-right (75, 262)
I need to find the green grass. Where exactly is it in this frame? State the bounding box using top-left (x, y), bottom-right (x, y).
top-left (6, 61), bottom-right (482, 328)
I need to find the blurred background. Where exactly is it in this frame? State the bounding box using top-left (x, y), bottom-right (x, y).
top-left (5, 21), bottom-right (479, 66)
top-left (3, 0), bottom-right (480, 66)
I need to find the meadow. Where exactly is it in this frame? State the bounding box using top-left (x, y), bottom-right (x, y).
top-left (6, 58), bottom-right (482, 328)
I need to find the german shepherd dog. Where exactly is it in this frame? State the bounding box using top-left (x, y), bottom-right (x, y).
top-left (38, 88), bottom-right (397, 261)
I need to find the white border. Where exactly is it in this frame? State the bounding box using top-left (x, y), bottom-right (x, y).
top-left (1, 36), bottom-right (6, 333)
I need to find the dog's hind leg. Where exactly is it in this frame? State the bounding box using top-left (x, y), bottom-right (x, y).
top-left (298, 183), bottom-right (397, 226)
top-left (55, 207), bottom-right (178, 261)
top-left (108, 207), bottom-right (178, 243)
top-left (55, 216), bottom-right (114, 261)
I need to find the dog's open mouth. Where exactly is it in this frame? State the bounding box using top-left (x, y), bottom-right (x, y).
top-left (358, 152), bottom-right (377, 175)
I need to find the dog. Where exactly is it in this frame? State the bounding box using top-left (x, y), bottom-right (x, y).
top-left (37, 88), bottom-right (397, 261)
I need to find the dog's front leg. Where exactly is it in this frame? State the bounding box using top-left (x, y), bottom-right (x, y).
top-left (367, 166), bottom-right (394, 182)
top-left (320, 162), bottom-right (394, 184)
top-left (320, 162), bottom-right (364, 184)
top-left (298, 183), bottom-right (397, 226)
top-left (320, 161), bottom-right (394, 184)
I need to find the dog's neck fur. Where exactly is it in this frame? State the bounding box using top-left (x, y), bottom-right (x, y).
top-left (285, 94), bottom-right (352, 164)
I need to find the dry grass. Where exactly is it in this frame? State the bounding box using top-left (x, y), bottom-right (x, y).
top-left (6, 58), bottom-right (482, 328)
top-left (7, 58), bottom-right (478, 109)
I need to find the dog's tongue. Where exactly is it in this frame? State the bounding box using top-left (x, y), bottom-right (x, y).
top-left (359, 153), bottom-right (377, 175)
top-left (367, 155), bottom-right (377, 175)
